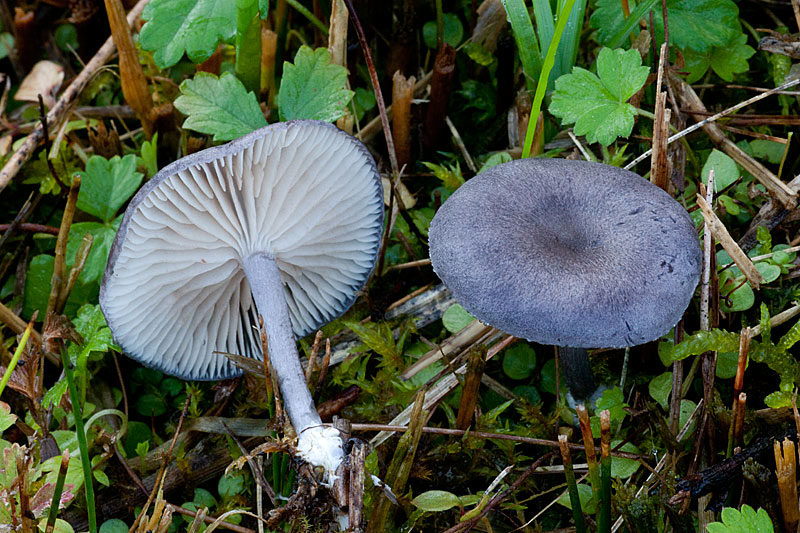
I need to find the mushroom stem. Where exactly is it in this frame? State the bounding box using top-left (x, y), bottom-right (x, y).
top-left (242, 253), bottom-right (344, 482)
top-left (558, 347), bottom-right (598, 402)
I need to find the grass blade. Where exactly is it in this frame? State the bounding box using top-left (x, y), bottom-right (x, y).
top-left (61, 348), bottom-right (96, 533)
top-left (502, 0), bottom-right (542, 90)
top-left (522, 0), bottom-right (577, 158)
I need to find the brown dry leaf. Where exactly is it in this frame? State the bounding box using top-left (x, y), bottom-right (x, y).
top-left (15, 60), bottom-right (65, 109)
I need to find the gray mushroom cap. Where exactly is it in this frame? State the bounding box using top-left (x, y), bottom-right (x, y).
top-left (429, 158), bottom-right (702, 348)
top-left (100, 120), bottom-right (384, 380)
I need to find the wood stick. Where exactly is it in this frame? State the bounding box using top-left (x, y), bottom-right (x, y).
top-left (0, 0), bottom-right (150, 194)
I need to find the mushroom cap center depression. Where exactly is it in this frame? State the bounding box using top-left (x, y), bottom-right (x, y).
top-left (429, 158), bottom-right (702, 349)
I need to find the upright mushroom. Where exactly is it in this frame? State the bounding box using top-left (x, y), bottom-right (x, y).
top-left (429, 158), bottom-right (701, 402)
top-left (100, 120), bottom-right (384, 481)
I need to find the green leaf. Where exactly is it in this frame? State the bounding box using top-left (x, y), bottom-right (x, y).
top-left (422, 13), bottom-right (464, 49)
top-left (193, 487), bottom-right (218, 508)
top-left (557, 483), bottom-right (595, 513)
top-left (412, 490), bottom-right (462, 512)
top-left (750, 139), bottom-right (786, 164)
top-left (93, 469), bottom-right (110, 486)
top-left (442, 304), bottom-right (474, 333)
top-left (99, 519), bottom-right (129, 533)
top-left (720, 271), bottom-right (754, 312)
top-left (22, 255), bottom-right (96, 320)
top-left (502, 344), bottom-right (537, 380)
top-left (136, 394), bottom-right (167, 417)
top-left (679, 399), bottom-right (698, 435)
top-left (684, 34), bottom-right (755, 83)
top-left (718, 195), bottom-right (740, 216)
top-left (175, 72), bottom-right (267, 141)
top-left (702, 149), bottom-right (739, 193)
top-left (139, 132), bottom-right (159, 178)
top-left (502, 0), bottom-right (542, 87)
top-left (648, 372), bottom-right (672, 409)
top-left (67, 304), bottom-right (114, 370)
top-left (66, 219), bottom-right (120, 284)
top-left (77, 155), bottom-right (143, 223)
top-left (610, 440), bottom-right (640, 479)
top-left (0, 401), bottom-right (16, 433)
top-left (235, 0), bottom-right (261, 93)
top-left (654, 0), bottom-right (739, 54)
top-left (478, 152), bottom-right (512, 174)
top-left (278, 46), bottom-right (354, 122)
top-left (139, 0), bottom-right (237, 68)
top-left (550, 48), bottom-right (649, 146)
top-left (0, 33), bottom-right (14, 60)
top-left (591, 0), bottom-right (739, 54)
top-left (716, 351), bottom-right (739, 379)
top-left (218, 472), bottom-right (246, 497)
top-left (707, 505), bottom-right (774, 533)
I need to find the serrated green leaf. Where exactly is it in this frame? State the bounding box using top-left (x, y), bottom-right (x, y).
top-left (175, 72), bottom-right (267, 141)
top-left (77, 155), bottom-right (143, 223)
top-left (278, 46), bottom-right (354, 122)
top-left (684, 33), bottom-right (755, 83)
top-left (67, 304), bottom-right (114, 371)
top-left (412, 490), bottom-right (462, 512)
top-left (139, 0), bottom-right (237, 68)
top-left (707, 505), bottom-right (774, 533)
top-left (550, 48), bottom-right (649, 146)
top-left (591, 0), bottom-right (740, 54)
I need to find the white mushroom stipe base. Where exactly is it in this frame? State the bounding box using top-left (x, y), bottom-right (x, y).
top-left (100, 121), bottom-right (383, 484)
top-left (429, 158), bottom-right (702, 402)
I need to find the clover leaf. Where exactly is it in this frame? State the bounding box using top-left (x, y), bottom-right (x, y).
top-left (549, 47), bottom-right (649, 146)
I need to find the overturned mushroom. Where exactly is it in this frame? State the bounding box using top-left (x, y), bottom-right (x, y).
top-left (100, 120), bottom-right (384, 481)
top-left (429, 158), bottom-right (701, 402)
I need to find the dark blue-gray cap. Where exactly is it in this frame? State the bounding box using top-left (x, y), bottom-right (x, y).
top-left (429, 158), bottom-right (701, 348)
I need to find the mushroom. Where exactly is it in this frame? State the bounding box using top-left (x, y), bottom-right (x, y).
top-left (428, 158), bottom-right (701, 402)
top-left (100, 120), bottom-right (384, 482)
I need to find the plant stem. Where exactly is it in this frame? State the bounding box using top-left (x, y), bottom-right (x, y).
top-left (61, 348), bottom-right (96, 533)
top-left (559, 434), bottom-right (586, 533)
top-left (0, 320), bottom-right (32, 397)
top-left (598, 409), bottom-right (612, 533)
